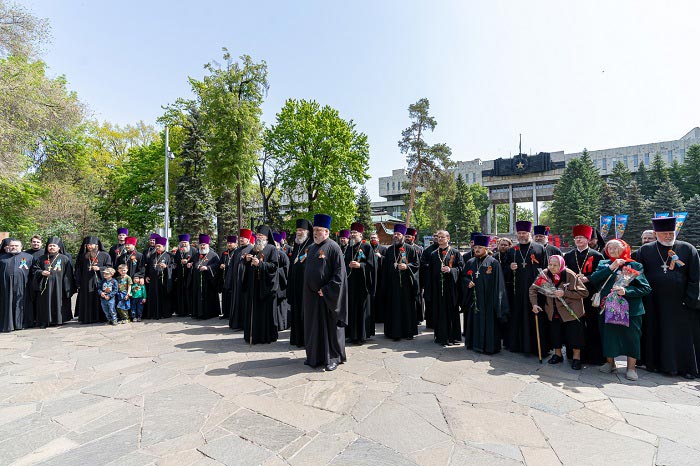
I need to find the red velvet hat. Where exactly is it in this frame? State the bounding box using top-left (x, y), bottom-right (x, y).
top-left (572, 224), bottom-right (593, 240)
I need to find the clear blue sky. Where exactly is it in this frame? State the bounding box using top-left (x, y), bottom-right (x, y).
top-left (21, 0), bottom-right (700, 200)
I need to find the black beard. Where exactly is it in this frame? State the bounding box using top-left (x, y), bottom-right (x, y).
top-left (393, 240), bottom-right (404, 247)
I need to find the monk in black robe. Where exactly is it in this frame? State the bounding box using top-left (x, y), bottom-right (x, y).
top-left (303, 214), bottom-right (348, 370)
top-left (424, 230), bottom-right (463, 346)
top-left (637, 217), bottom-right (700, 378)
top-left (173, 234), bottom-right (197, 317)
top-left (227, 230), bottom-right (254, 330)
top-left (115, 237), bottom-right (145, 279)
top-left (507, 221), bottom-right (550, 355)
top-left (189, 234), bottom-right (220, 319)
top-left (141, 233), bottom-right (159, 318)
top-left (369, 233), bottom-right (387, 324)
top-left (494, 237), bottom-right (514, 347)
top-left (564, 225), bottom-right (605, 365)
top-left (218, 235), bottom-right (237, 319)
top-left (380, 224), bottom-right (420, 340)
top-left (108, 228), bottom-right (129, 265)
top-left (464, 234), bottom-right (509, 354)
top-left (145, 237), bottom-right (174, 320)
top-left (405, 227), bottom-right (424, 324)
top-left (75, 236), bottom-right (112, 324)
top-left (241, 226), bottom-right (279, 344)
top-left (31, 237), bottom-right (75, 328)
top-left (534, 225), bottom-right (562, 262)
top-left (273, 232), bottom-right (290, 331)
top-left (420, 233), bottom-right (439, 329)
top-left (287, 220), bottom-right (314, 346)
top-left (344, 223), bottom-right (377, 344)
top-left (0, 239), bottom-right (34, 332)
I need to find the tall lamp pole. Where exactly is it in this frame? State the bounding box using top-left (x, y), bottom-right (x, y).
top-left (164, 127), bottom-right (170, 242)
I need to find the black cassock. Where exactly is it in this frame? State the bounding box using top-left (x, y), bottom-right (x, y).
top-left (344, 242), bottom-right (377, 343)
top-left (636, 240), bottom-right (700, 376)
top-left (463, 254), bottom-right (509, 354)
top-left (109, 243), bottom-right (128, 268)
top-left (275, 249), bottom-right (290, 331)
top-left (31, 253), bottom-right (75, 326)
top-left (408, 243), bottom-right (424, 323)
top-left (507, 242), bottom-right (550, 355)
top-left (424, 247), bottom-right (463, 345)
top-left (543, 243), bottom-right (563, 262)
top-left (115, 250), bottom-right (145, 279)
top-left (173, 246), bottom-right (197, 317)
top-left (420, 242), bottom-right (439, 329)
top-left (381, 244), bottom-right (420, 339)
top-left (190, 251), bottom-right (221, 319)
top-left (75, 251), bottom-right (112, 324)
top-left (564, 247), bottom-right (604, 364)
top-left (287, 238), bottom-right (313, 347)
top-left (227, 244), bottom-right (252, 330)
top-left (218, 248), bottom-right (235, 318)
top-left (241, 244), bottom-right (279, 344)
top-left (303, 239), bottom-right (348, 367)
top-left (141, 245), bottom-right (157, 317)
top-left (494, 250), bottom-right (514, 348)
top-left (370, 243), bottom-right (388, 324)
top-left (146, 251), bottom-right (174, 319)
top-left (0, 252), bottom-right (34, 332)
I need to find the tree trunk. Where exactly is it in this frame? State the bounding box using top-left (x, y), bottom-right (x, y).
top-left (236, 172), bottom-right (243, 234)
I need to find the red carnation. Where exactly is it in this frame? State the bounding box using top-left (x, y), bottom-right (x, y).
top-left (44, 260), bottom-right (50, 265)
top-left (467, 270), bottom-right (473, 276)
top-left (441, 250), bottom-right (447, 255)
top-left (535, 277), bottom-right (546, 286)
top-left (223, 251), bottom-right (228, 255)
top-left (514, 245), bottom-right (520, 251)
top-left (399, 247), bottom-right (405, 252)
top-left (199, 254), bottom-right (204, 259)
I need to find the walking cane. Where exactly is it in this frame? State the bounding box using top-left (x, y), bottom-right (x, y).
top-left (535, 313), bottom-right (542, 364)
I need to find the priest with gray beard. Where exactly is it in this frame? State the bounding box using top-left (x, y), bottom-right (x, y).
top-left (227, 229), bottom-right (254, 330)
top-left (190, 234), bottom-right (221, 319)
top-left (241, 225), bottom-right (279, 344)
top-left (0, 239), bottom-right (34, 332)
top-left (302, 214), bottom-right (348, 371)
top-left (288, 219), bottom-right (314, 347)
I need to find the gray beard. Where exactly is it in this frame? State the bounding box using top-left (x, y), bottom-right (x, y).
top-left (518, 239), bottom-right (530, 245)
top-left (253, 239), bottom-right (267, 252)
top-left (295, 235), bottom-right (308, 245)
top-left (349, 239), bottom-right (357, 247)
top-left (199, 247), bottom-right (210, 255)
top-left (393, 239), bottom-right (404, 247)
top-left (659, 240), bottom-right (675, 247)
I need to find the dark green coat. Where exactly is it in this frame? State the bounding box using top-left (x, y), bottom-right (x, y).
top-left (590, 261), bottom-right (651, 317)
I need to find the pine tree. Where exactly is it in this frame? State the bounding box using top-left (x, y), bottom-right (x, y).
top-left (681, 144), bottom-right (700, 199)
top-left (448, 174), bottom-right (480, 247)
top-left (551, 149), bottom-right (602, 235)
top-left (624, 181), bottom-right (650, 244)
top-left (669, 159), bottom-right (684, 199)
top-left (648, 172), bottom-right (684, 218)
top-left (355, 185), bottom-right (373, 239)
top-left (607, 161), bottom-right (632, 214)
top-left (174, 106), bottom-right (215, 238)
top-left (599, 182), bottom-right (616, 216)
top-left (635, 161), bottom-right (653, 201)
top-left (678, 194), bottom-right (700, 246)
top-left (649, 153), bottom-right (669, 196)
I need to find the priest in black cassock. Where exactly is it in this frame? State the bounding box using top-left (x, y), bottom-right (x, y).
top-left (424, 230), bottom-right (463, 346)
top-left (75, 236), bottom-right (112, 324)
top-left (637, 216), bottom-right (700, 379)
top-left (241, 225), bottom-right (279, 344)
top-left (338, 229), bottom-right (350, 256)
top-left (405, 227), bottom-right (424, 324)
top-left (303, 213), bottom-right (348, 370)
top-left (369, 232), bottom-right (388, 324)
top-left (420, 232), bottom-right (439, 329)
top-left (462, 232), bottom-right (481, 263)
top-left (273, 232), bottom-right (290, 330)
top-left (494, 237), bottom-right (514, 348)
top-left (31, 237), bottom-right (75, 328)
top-left (218, 235), bottom-right (237, 319)
top-left (344, 222), bottom-right (377, 344)
top-left (288, 220), bottom-right (314, 346)
top-left (380, 223), bottom-right (420, 341)
top-left (564, 225), bottom-right (605, 365)
top-left (507, 221), bottom-right (550, 355)
top-left (0, 239), bottom-right (34, 332)
top-left (141, 233), bottom-right (159, 318)
top-left (115, 236), bottom-right (145, 279)
top-left (227, 229), bottom-right (254, 330)
top-left (533, 225), bottom-right (562, 261)
top-left (173, 234), bottom-right (197, 317)
top-left (145, 236), bottom-right (174, 320)
top-left (464, 234), bottom-right (509, 354)
top-left (190, 234), bottom-right (220, 319)
top-left (109, 228), bottom-right (129, 265)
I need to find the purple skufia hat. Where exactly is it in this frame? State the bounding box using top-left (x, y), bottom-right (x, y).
top-left (473, 234), bottom-right (490, 247)
top-left (155, 236), bottom-right (167, 246)
top-left (198, 234), bottom-right (211, 244)
top-left (533, 225), bottom-right (549, 236)
top-left (226, 235), bottom-right (237, 243)
top-left (338, 229), bottom-right (351, 239)
top-left (117, 227), bottom-right (128, 235)
top-left (515, 220), bottom-right (533, 232)
top-left (149, 233), bottom-right (160, 240)
top-left (281, 231), bottom-right (287, 240)
top-left (652, 216), bottom-right (676, 232)
top-left (272, 232), bottom-right (282, 243)
top-left (393, 224), bottom-right (407, 235)
top-left (178, 234), bottom-right (190, 242)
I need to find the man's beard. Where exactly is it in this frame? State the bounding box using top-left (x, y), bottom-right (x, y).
top-left (253, 238), bottom-right (267, 252)
top-left (659, 240), bottom-right (675, 247)
top-left (295, 234), bottom-right (308, 245)
top-left (393, 239), bottom-right (404, 247)
top-left (405, 239), bottom-right (414, 245)
top-left (199, 246), bottom-right (210, 255)
top-left (313, 233), bottom-right (325, 245)
top-left (349, 239), bottom-right (357, 247)
top-left (518, 238), bottom-right (530, 245)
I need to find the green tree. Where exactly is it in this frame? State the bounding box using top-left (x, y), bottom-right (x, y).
top-left (635, 161), bottom-right (653, 200)
top-left (550, 149), bottom-right (602, 234)
top-left (355, 186), bottom-right (373, 239)
top-left (607, 160), bottom-right (632, 214)
top-left (267, 99), bottom-right (370, 229)
top-left (0, 176), bottom-right (42, 237)
top-left (648, 172), bottom-right (684, 218)
top-left (448, 174), bottom-right (480, 247)
top-left (599, 182), bottom-right (616, 216)
top-left (624, 181), bottom-right (650, 244)
top-left (679, 194), bottom-right (700, 246)
top-left (494, 204), bottom-right (533, 234)
top-left (411, 175), bottom-right (455, 234)
top-left (467, 183), bottom-right (489, 231)
top-left (398, 98), bottom-right (454, 227)
top-left (681, 145), bottom-right (700, 199)
top-left (648, 153), bottom-right (669, 196)
top-left (0, 0), bottom-right (49, 58)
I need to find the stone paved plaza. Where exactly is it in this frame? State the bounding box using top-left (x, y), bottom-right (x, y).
top-left (1, 319), bottom-right (700, 466)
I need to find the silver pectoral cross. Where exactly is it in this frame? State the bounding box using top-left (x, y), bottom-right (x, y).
top-left (522, 261), bottom-right (527, 268)
top-left (474, 270), bottom-right (480, 278)
top-left (661, 264), bottom-right (669, 274)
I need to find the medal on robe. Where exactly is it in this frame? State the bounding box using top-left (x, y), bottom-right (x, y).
top-left (19, 257), bottom-right (28, 269)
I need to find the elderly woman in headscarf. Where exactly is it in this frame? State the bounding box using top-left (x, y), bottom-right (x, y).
top-left (589, 239), bottom-right (651, 381)
top-left (529, 254), bottom-right (589, 370)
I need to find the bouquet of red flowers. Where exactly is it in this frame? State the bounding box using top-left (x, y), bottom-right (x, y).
top-left (532, 269), bottom-right (579, 321)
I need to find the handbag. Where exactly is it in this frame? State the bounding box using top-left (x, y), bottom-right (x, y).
top-left (603, 293), bottom-right (630, 327)
top-left (591, 273), bottom-right (614, 308)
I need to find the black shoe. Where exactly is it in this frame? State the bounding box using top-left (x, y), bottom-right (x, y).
top-left (303, 360), bottom-right (311, 366)
top-left (548, 354), bottom-right (564, 364)
top-left (325, 362), bottom-right (338, 371)
top-left (684, 373), bottom-right (696, 380)
top-left (571, 359), bottom-right (582, 370)
top-left (406, 336), bottom-right (414, 340)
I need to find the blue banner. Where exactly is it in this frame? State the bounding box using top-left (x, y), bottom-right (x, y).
top-left (599, 216), bottom-right (614, 239)
top-left (675, 212), bottom-right (688, 234)
top-left (655, 212), bottom-right (670, 218)
top-left (615, 214), bottom-right (628, 239)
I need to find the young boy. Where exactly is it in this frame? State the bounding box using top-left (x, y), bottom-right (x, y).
top-left (130, 273), bottom-right (147, 322)
top-left (100, 268), bottom-right (119, 325)
top-left (116, 264), bottom-right (133, 323)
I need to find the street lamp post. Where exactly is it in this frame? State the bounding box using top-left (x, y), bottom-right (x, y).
top-left (164, 127), bottom-right (171, 243)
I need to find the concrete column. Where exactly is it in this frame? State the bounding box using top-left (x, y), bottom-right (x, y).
top-left (493, 204), bottom-right (498, 235)
top-left (532, 182), bottom-right (539, 225)
top-left (486, 204), bottom-right (492, 234)
top-left (509, 185), bottom-right (514, 234)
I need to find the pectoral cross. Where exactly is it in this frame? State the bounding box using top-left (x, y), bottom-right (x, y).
top-left (474, 270), bottom-right (480, 278)
top-left (661, 264), bottom-right (669, 274)
top-left (522, 261), bottom-right (527, 268)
